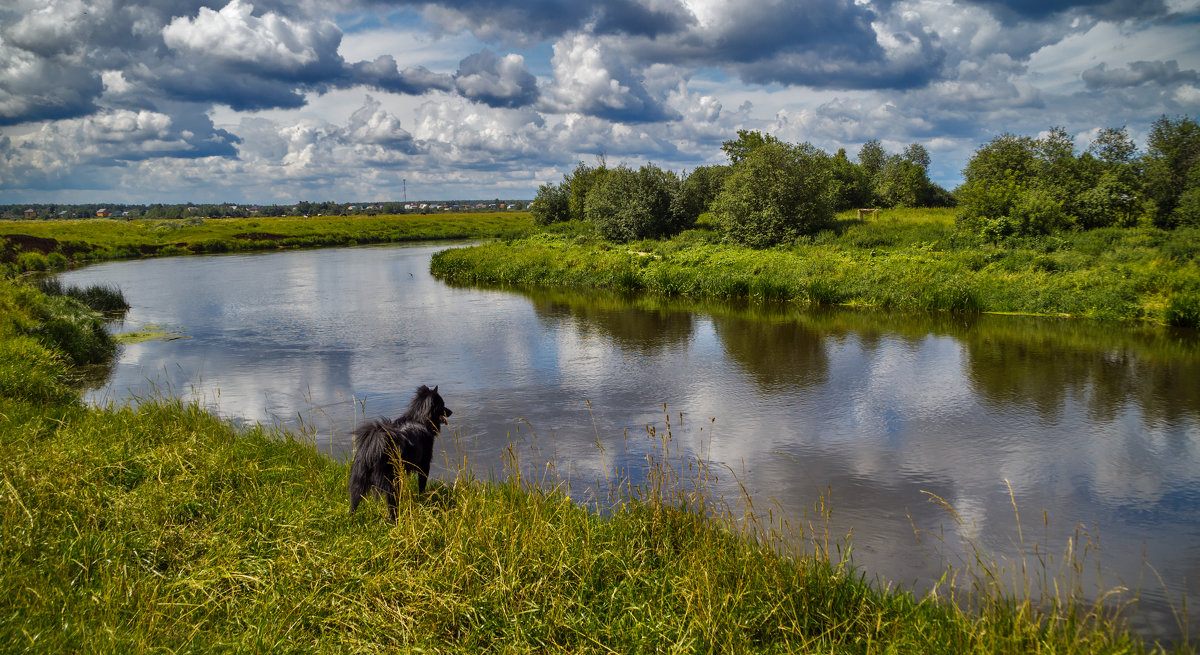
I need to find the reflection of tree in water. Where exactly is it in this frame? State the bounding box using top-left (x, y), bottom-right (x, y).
top-left (527, 291), bottom-right (695, 354)
top-left (711, 311), bottom-right (828, 390)
top-left (962, 322), bottom-right (1200, 429)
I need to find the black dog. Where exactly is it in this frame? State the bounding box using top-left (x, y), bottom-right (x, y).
top-left (348, 385), bottom-right (452, 522)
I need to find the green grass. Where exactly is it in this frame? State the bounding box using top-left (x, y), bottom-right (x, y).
top-left (0, 274), bottom-right (1188, 653)
top-left (430, 209), bottom-right (1200, 325)
top-left (34, 277), bottom-right (130, 313)
top-left (0, 213), bottom-right (533, 274)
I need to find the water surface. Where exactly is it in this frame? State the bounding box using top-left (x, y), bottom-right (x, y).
top-left (61, 242), bottom-right (1200, 644)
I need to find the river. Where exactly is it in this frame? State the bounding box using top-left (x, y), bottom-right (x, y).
top-left (60, 241), bottom-right (1200, 645)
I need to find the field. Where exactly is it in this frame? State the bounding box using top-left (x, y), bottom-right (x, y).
top-left (431, 209), bottom-right (1200, 326)
top-left (0, 212), bottom-right (533, 273)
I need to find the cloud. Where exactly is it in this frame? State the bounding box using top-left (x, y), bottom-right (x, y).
top-left (162, 0), bottom-right (344, 76)
top-left (1, 0), bottom-right (1198, 201)
top-left (0, 106), bottom-right (240, 191)
top-left (345, 95), bottom-right (421, 153)
top-left (348, 55), bottom-right (456, 95)
top-left (958, 0), bottom-right (1168, 23)
top-left (454, 49), bottom-right (540, 108)
top-left (0, 36), bottom-right (102, 125)
top-left (545, 33), bottom-right (680, 123)
top-left (418, 0), bottom-right (694, 42)
top-left (1082, 60), bottom-right (1200, 89)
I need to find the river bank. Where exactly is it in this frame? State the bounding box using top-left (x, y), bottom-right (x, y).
top-left (0, 273), bottom-right (1185, 652)
top-left (1, 212), bottom-right (533, 274)
top-left (431, 209), bottom-right (1200, 326)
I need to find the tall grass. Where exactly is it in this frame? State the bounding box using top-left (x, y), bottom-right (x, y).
top-left (34, 277), bottom-right (130, 313)
top-left (1, 390), bottom-right (1182, 652)
top-left (0, 278), bottom-right (121, 369)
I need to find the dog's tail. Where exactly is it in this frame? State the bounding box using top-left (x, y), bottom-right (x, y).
top-left (348, 419), bottom-right (392, 512)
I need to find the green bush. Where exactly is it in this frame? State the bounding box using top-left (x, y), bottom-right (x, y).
top-left (530, 182), bottom-right (570, 226)
top-left (1009, 188), bottom-right (1071, 235)
top-left (1164, 292), bottom-right (1200, 327)
top-left (585, 164), bottom-right (682, 242)
top-left (46, 252), bottom-right (69, 268)
top-left (17, 252), bottom-right (48, 272)
top-left (713, 141), bottom-right (833, 248)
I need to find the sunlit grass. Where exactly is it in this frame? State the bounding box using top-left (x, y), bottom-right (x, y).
top-left (431, 210), bottom-right (1200, 325)
top-left (0, 213), bottom-right (533, 273)
top-left (1, 388), bottom-right (1182, 652)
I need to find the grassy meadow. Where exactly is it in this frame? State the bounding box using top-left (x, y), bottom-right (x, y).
top-left (431, 208), bottom-right (1200, 326)
top-left (0, 212), bottom-right (533, 274)
top-left (0, 273), bottom-right (1190, 652)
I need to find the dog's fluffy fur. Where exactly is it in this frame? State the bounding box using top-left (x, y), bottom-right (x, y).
top-left (348, 385), bottom-right (452, 521)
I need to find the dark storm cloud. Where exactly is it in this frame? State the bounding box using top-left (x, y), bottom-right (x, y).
top-left (958, 0), bottom-right (1168, 23)
top-left (590, 0), bottom-right (696, 37)
top-left (592, 0), bottom-right (942, 91)
top-left (348, 55), bottom-right (455, 95)
top-left (703, 0), bottom-right (880, 65)
top-left (397, 0), bottom-right (693, 39)
top-left (1082, 60), bottom-right (1200, 90)
top-left (0, 54), bottom-right (103, 126)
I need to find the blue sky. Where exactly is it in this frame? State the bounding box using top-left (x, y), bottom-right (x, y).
top-left (2, 0), bottom-right (1198, 204)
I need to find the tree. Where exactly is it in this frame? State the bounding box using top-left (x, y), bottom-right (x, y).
top-left (721, 130), bottom-right (781, 164)
top-left (858, 139), bottom-right (886, 182)
top-left (902, 143), bottom-right (930, 171)
top-left (530, 182), bottom-right (570, 225)
top-left (961, 134), bottom-right (1039, 187)
top-left (565, 161), bottom-right (608, 221)
top-left (712, 141), bottom-right (833, 248)
top-left (1088, 126), bottom-right (1136, 166)
top-left (827, 148), bottom-right (870, 211)
top-left (1142, 115), bottom-right (1200, 228)
top-left (957, 132), bottom-right (1070, 235)
top-left (876, 155), bottom-right (933, 208)
top-left (584, 164), bottom-right (681, 242)
top-left (1076, 169), bottom-right (1140, 228)
top-left (670, 165), bottom-right (730, 227)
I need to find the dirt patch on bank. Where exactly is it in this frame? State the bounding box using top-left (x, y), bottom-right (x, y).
top-left (1, 234), bottom-right (59, 253)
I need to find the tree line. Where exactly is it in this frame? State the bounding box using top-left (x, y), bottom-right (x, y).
top-left (2, 200), bottom-right (530, 221)
top-left (532, 130), bottom-right (952, 246)
top-left (532, 115), bottom-right (1199, 247)
top-left (957, 115), bottom-right (1199, 238)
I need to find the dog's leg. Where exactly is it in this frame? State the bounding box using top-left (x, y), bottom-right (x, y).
top-left (385, 487), bottom-right (399, 523)
top-left (416, 446), bottom-right (433, 494)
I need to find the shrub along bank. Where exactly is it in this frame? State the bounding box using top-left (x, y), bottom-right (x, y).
top-left (431, 209), bottom-right (1200, 326)
top-left (0, 275), bottom-right (1179, 652)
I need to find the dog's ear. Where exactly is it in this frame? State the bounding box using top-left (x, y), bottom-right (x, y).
top-left (433, 385), bottom-right (438, 393)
